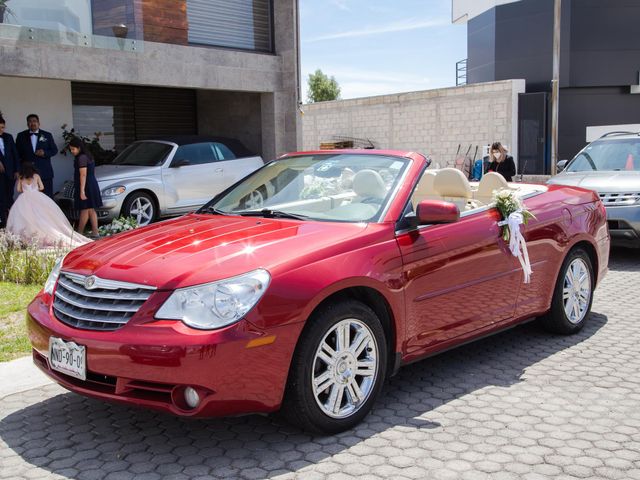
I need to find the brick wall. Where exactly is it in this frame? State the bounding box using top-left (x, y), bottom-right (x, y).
top-left (302, 80), bottom-right (526, 169)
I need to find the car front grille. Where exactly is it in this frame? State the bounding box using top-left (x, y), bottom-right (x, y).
top-left (61, 181), bottom-right (75, 199)
top-left (598, 192), bottom-right (640, 206)
top-left (53, 272), bottom-right (156, 331)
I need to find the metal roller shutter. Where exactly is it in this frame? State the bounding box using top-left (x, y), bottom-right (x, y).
top-left (133, 87), bottom-right (197, 140)
top-left (71, 83), bottom-right (197, 151)
top-left (187, 0), bottom-right (273, 52)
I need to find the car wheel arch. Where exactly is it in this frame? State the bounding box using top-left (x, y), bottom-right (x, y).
top-left (295, 286), bottom-right (399, 378)
top-left (542, 238), bottom-right (599, 314)
top-left (121, 189), bottom-right (160, 221)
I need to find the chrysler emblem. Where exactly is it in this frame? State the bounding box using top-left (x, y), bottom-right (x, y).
top-left (84, 276), bottom-right (97, 290)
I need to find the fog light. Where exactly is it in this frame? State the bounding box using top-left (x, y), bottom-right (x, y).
top-left (184, 387), bottom-right (200, 409)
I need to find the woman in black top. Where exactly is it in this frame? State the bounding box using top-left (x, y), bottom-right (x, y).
top-left (69, 137), bottom-right (103, 237)
top-left (487, 141), bottom-right (516, 181)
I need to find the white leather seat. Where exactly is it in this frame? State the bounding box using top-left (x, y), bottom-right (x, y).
top-left (433, 168), bottom-right (475, 211)
top-left (353, 169), bottom-right (387, 200)
top-left (411, 170), bottom-right (438, 204)
top-left (475, 172), bottom-right (509, 204)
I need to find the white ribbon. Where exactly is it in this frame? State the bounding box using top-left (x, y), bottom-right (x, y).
top-left (498, 210), bottom-right (532, 283)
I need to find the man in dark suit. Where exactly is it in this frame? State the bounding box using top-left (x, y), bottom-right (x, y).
top-left (16, 114), bottom-right (58, 198)
top-left (0, 114), bottom-right (19, 227)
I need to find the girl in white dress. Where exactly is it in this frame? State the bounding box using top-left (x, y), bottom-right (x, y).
top-left (6, 162), bottom-right (90, 248)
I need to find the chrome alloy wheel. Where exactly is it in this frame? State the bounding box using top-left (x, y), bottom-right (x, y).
top-left (312, 319), bottom-right (378, 419)
top-left (129, 197), bottom-right (154, 225)
top-left (562, 257), bottom-right (592, 324)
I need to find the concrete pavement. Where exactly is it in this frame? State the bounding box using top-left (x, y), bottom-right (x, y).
top-left (0, 356), bottom-right (52, 399)
top-left (0, 247), bottom-right (639, 479)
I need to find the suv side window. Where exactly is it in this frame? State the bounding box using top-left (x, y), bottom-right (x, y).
top-left (213, 142), bottom-right (237, 161)
top-left (174, 143), bottom-right (217, 166)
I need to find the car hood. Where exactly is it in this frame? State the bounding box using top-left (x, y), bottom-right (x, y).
top-left (548, 170), bottom-right (640, 192)
top-left (95, 164), bottom-right (161, 183)
top-left (62, 214), bottom-right (376, 290)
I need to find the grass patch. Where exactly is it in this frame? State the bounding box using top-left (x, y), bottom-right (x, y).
top-left (0, 282), bottom-right (42, 362)
top-left (0, 229), bottom-right (69, 285)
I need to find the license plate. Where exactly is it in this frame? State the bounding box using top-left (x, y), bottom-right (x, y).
top-left (48, 337), bottom-right (86, 381)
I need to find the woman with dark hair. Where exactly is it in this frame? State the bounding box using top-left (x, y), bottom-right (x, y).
top-left (6, 161), bottom-right (89, 247)
top-left (68, 137), bottom-right (102, 237)
top-left (487, 141), bottom-right (516, 182)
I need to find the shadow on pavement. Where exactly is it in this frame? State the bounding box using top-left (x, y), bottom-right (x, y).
top-left (608, 247), bottom-right (639, 272)
top-left (0, 313), bottom-right (607, 479)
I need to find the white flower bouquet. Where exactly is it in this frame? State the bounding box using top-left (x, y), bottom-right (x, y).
top-left (493, 189), bottom-right (535, 241)
top-left (98, 216), bottom-right (138, 237)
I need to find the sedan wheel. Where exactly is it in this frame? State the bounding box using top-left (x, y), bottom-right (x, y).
top-left (539, 248), bottom-right (594, 334)
top-left (122, 192), bottom-right (156, 226)
top-left (312, 319), bottom-right (378, 419)
top-left (282, 300), bottom-right (387, 434)
top-left (562, 257), bottom-right (592, 324)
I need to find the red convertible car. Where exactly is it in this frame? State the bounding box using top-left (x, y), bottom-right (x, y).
top-left (27, 150), bottom-right (609, 434)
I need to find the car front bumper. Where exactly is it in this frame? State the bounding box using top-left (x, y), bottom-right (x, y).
top-left (605, 204), bottom-right (640, 248)
top-left (27, 291), bottom-right (301, 417)
top-left (95, 197), bottom-right (122, 222)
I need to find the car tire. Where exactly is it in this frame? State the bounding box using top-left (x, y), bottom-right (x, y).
top-left (539, 247), bottom-right (594, 335)
top-left (121, 191), bottom-right (157, 226)
top-left (282, 300), bottom-right (387, 434)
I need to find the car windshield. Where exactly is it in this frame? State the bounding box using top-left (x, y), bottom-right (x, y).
top-left (566, 138), bottom-right (640, 172)
top-left (201, 153), bottom-right (410, 222)
top-left (112, 142), bottom-right (173, 166)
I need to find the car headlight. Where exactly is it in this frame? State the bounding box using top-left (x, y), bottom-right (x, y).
top-left (44, 257), bottom-right (64, 295)
top-left (102, 185), bottom-right (126, 197)
top-left (155, 269), bottom-right (271, 330)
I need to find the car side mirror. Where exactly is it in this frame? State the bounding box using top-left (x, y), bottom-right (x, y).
top-left (171, 158), bottom-right (190, 168)
top-left (416, 200), bottom-right (460, 225)
top-left (557, 159), bottom-right (569, 172)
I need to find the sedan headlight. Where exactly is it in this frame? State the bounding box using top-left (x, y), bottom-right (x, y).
top-left (102, 185), bottom-right (126, 197)
top-left (44, 257), bottom-right (64, 295)
top-left (155, 269), bottom-right (271, 330)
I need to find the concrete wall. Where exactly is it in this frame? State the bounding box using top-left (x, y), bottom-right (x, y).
top-left (302, 80), bottom-right (525, 168)
top-left (197, 91), bottom-right (263, 156)
top-left (0, 77), bottom-right (74, 193)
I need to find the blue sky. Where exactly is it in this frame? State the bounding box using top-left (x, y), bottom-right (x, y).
top-left (299, 0), bottom-right (467, 101)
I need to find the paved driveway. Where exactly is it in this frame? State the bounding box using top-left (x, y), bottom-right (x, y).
top-left (1, 248), bottom-right (639, 480)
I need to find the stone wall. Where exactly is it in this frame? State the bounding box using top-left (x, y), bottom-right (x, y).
top-left (302, 80), bottom-right (525, 169)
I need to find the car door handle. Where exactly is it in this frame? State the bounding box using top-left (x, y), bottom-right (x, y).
top-left (214, 168), bottom-right (223, 174)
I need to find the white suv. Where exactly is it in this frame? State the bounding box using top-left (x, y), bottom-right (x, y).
top-left (548, 131), bottom-right (640, 248)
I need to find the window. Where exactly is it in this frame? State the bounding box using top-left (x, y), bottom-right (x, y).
top-left (174, 143), bottom-right (217, 166)
top-left (113, 142), bottom-right (173, 167)
top-left (186, 0), bottom-right (273, 52)
top-left (213, 142), bottom-right (237, 160)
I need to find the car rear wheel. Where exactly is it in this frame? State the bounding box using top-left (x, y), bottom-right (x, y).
top-left (121, 192), bottom-right (157, 226)
top-left (282, 300), bottom-right (387, 434)
top-left (539, 248), bottom-right (594, 334)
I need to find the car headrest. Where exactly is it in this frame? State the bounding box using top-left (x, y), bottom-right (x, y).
top-left (477, 172), bottom-right (509, 198)
top-left (433, 168), bottom-right (472, 198)
top-left (414, 170), bottom-right (437, 196)
top-left (353, 169), bottom-right (387, 199)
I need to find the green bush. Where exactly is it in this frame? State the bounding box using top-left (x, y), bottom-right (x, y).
top-left (0, 230), bottom-right (69, 285)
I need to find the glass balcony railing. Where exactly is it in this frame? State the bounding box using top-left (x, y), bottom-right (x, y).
top-left (0, 0), bottom-right (274, 54)
top-left (0, 0), bottom-right (140, 51)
